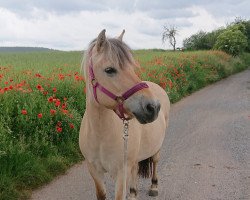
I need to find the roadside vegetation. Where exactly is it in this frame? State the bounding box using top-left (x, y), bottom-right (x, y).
top-left (183, 18), bottom-right (250, 56)
top-left (0, 48), bottom-right (250, 199)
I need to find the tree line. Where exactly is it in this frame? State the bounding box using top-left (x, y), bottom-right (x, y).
top-left (183, 18), bottom-right (250, 56)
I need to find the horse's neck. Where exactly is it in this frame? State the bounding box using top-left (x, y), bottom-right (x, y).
top-left (85, 93), bottom-right (112, 131)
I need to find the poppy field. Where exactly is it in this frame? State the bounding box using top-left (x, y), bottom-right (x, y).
top-left (0, 50), bottom-right (249, 199)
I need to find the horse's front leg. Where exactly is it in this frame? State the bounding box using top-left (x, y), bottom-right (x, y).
top-left (115, 165), bottom-right (133, 200)
top-left (115, 164), bottom-right (138, 200)
top-left (86, 161), bottom-right (106, 200)
top-left (128, 164), bottom-right (138, 200)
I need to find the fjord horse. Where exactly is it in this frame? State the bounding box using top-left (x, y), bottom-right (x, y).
top-left (79, 29), bottom-right (170, 200)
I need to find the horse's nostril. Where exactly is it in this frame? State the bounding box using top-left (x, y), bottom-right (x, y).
top-left (157, 103), bottom-right (161, 112)
top-left (146, 103), bottom-right (156, 117)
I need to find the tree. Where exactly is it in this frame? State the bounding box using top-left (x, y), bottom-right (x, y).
top-left (214, 29), bottom-right (247, 56)
top-left (183, 29), bottom-right (225, 50)
top-left (229, 18), bottom-right (250, 52)
top-left (162, 25), bottom-right (178, 51)
top-left (183, 31), bottom-right (209, 50)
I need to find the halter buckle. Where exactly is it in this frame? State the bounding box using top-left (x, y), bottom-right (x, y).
top-left (115, 96), bottom-right (125, 104)
top-left (91, 78), bottom-right (97, 87)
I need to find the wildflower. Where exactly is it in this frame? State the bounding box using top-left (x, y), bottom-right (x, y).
top-left (57, 121), bottom-right (62, 127)
top-left (53, 87), bottom-right (57, 93)
top-left (38, 113), bottom-right (43, 118)
top-left (9, 85), bottom-right (13, 90)
top-left (62, 109), bottom-right (68, 115)
top-left (61, 103), bottom-right (66, 109)
top-left (55, 100), bottom-right (60, 107)
top-left (69, 123), bottom-right (74, 129)
top-left (36, 84), bottom-right (43, 90)
top-left (35, 73), bottom-right (42, 78)
top-left (50, 109), bottom-right (56, 115)
top-left (4, 81), bottom-right (8, 85)
top-left (58, 74), bottom-right (64, 80)
top-left (48, 97), bottom-right (53, 102)
top-left (21, 110), bottom-right (27, 115)
top-left (43, 91), bottom-right (48, 95)
top-left (56, 127), bottom-right (62, 133)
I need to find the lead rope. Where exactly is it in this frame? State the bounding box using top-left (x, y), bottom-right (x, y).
top-left (122, 119), bottom-right (129, 200)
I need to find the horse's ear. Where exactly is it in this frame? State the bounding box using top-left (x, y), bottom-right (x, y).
top-left (96, 29), bottom-right (107, 52)
top-left (117, 29), bottom-right (125, 41)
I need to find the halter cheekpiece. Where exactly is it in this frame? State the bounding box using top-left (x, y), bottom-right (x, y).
top-left (88, 51), bottom-right (149, 120)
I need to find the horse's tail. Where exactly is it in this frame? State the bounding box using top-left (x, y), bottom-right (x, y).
top-left (138, 157), bottom-right (153, 178)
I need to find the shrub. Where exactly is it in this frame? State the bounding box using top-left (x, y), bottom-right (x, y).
top-left (214, 29), bottom-right (247, 56)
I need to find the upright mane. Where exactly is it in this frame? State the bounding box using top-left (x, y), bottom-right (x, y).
top-left (82, 37), bottom-right (136, 78)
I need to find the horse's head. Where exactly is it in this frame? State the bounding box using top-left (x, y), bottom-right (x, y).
top-left (84, 29), bottom-right (160, 124)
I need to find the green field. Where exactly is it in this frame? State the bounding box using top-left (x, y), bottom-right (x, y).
top-left (0, 50), bottom-right (250, 200)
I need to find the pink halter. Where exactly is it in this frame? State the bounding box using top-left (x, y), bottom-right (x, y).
top-left (89, 54), bottom-right (149, 120)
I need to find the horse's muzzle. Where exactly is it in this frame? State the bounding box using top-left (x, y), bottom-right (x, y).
top-left (132, 99), bottom-right (161, 124)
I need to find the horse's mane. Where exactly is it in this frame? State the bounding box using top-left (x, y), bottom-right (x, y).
top-left (82, 37), bottom-right (136, 78)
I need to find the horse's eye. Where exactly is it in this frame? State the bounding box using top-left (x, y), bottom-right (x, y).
top-left (104, 67), bottom-right (117, 75)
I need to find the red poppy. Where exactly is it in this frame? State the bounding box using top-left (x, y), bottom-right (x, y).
top-left (55, 100), bottom-right (60, 107)
top-left (62, 109), bottom-right (68, 114)
top-left (50, 109), bottom-right (56, 115)
top-left (53, 87), bottom-right (57, 93)
top-left (38, 113), bottom-right (42, 118)
top-left (56, 127), bottom-right (62, 133)
top-left (36, 84), bottom-right (43, 90)
top-left (58, 74), bottom-right (64, 80)
top-left (48, 97), bottom-right (53, 102)
top-left (35, 73), bottom-right (42, 78)
top-left (62, 103), bottom-right (66, 109)
top-left (69, 123), bottom-right (74, 129)
top-left (21, 110), bottom-right (27, 115)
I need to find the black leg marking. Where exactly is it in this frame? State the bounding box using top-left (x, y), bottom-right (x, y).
top-left (152, 178), bottom-right (158, 185)
top-left (130, 188), bottom-right (137, 197)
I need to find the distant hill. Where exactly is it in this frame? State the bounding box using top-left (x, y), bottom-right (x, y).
top-left (0, 47), bottom-right (57, 52)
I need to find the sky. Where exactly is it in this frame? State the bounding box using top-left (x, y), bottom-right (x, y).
top-left (0, 0), bottom-right (250, 50)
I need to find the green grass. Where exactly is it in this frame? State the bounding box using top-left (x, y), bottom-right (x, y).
top-left (0, 50), bottom-right (249, 200)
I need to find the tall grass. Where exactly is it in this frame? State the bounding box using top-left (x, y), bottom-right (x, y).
top-left (0, 50), bottom-right (249, 199)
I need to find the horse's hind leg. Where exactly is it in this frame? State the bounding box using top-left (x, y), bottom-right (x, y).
top-left (148, 151), bottom-right (160, 197)
top-left (87, 161), bottom-right (106, 200)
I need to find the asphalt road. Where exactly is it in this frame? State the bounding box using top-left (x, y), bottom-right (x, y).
top-left (32, 69), bottom-right (250, 200)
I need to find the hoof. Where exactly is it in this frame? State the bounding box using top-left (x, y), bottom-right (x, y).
top-left (149, 188), bottom-right (158, 197)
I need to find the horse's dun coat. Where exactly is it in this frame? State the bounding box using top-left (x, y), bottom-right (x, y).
top-left (79, 30), bottom-right (170, 200)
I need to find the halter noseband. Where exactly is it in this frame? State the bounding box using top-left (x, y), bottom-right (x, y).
top-left (88, 53), bottom-right (149, 120)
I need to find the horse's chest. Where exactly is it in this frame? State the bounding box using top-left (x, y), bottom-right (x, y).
top-left (84, 133), bottom-right (123, 173)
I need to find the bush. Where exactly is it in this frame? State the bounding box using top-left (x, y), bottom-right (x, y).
top-left (214, 29), bottom-right (248, 56)
top-left (183, 29), bottom-right (224, 51)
